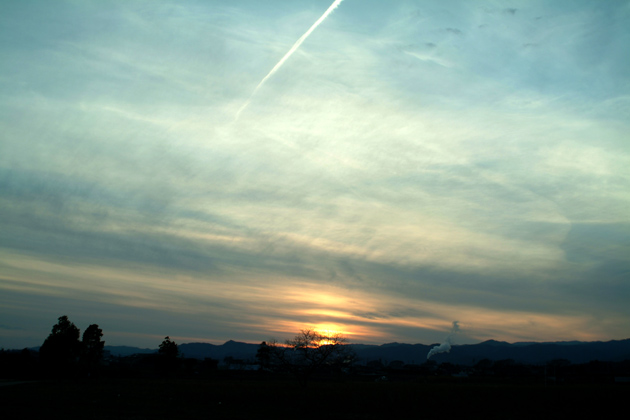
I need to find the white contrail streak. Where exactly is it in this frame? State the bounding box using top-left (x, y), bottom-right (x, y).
top-left (235, 0), bottom-right (344, 120)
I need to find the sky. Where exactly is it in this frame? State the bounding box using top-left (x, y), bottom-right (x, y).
top-left (1, 0), bottom-right (629, 350)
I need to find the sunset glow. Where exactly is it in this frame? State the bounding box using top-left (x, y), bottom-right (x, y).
top-left (1, 0), bottom-right (629, 350)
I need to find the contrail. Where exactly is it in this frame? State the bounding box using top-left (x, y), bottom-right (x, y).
top-left (235, 0), bottom-right (345, 120)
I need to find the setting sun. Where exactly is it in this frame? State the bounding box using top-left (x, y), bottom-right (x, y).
top-left (310, 325), bottom-right (346, 346)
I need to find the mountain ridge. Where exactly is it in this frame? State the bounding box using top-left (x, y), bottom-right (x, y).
top-left (96, 338), bottom-right (630, 365)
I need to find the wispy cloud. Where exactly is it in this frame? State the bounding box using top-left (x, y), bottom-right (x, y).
top-left (1, 0), bottom-right (629, 348)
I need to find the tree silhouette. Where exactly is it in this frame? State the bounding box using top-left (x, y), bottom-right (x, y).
top-left (158, 336), bottom-right (178, 358)
top-left (268, 329), bottom-right (353, 386)
top-left (39, 315), bottom-right (82, 376)
top-left (256, 341), bottom-right (272, 371)
top-left (81, 324), bottom-right (104, 374)
top-left (157, 336), bottom-right (179, 376)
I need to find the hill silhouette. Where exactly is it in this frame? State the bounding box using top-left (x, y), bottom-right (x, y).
top-left (98, 338), bottom-right (630, 365)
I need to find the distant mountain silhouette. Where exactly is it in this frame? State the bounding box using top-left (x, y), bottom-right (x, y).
top-left (105, 346), bottom-right (156, 357)
top-left (100, 338), bottom-right (630, 365)
top-left (177, 340), bottom-right (259, 361)
top-left (406, 339), bottom-right (630, 365)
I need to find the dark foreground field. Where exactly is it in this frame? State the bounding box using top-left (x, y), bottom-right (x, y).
top-left (1, 377), bottom-right (625, 419)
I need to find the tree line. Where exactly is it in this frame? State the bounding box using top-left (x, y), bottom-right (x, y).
top-left (3, 315), bottom-right (630, 386)
top-left (1, 315), bottom-right (352, 385)
top-left (39, 315), bottom-right (104, 376)
top-left (0, 315), bottom-right (183, 379)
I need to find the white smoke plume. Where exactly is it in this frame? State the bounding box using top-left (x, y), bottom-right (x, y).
top-left (427, 321), bottom-right (460, 360)
top-left (235, 0), bottom-right (345, 120)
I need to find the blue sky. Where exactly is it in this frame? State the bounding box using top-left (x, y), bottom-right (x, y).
top-left (1, 0), bottom-right (629, 349)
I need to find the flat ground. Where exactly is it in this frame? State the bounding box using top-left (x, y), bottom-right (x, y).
top-left (0, 377), bottom-right (625, 419)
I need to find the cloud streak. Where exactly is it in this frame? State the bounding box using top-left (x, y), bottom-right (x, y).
top-left (1, 0), bottom-right (629, 349)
